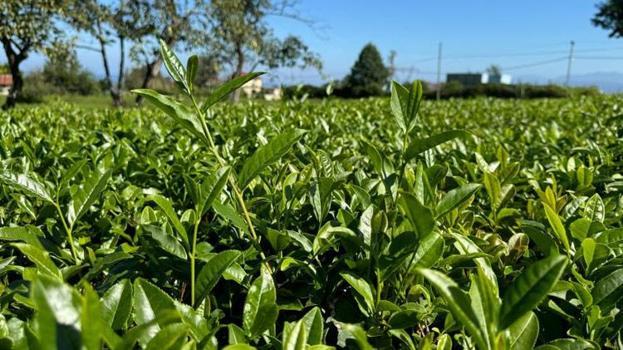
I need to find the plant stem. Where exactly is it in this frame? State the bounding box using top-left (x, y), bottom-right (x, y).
top-left (55, 203), bottom-right (78, 263)
top-left (190, 220), bottom-right (199, 305)
top-left (189, 95), bottom-right (269, 268)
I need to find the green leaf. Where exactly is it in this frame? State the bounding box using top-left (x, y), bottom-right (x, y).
top-left (213, 201), bottom-right (248, 233)
top-left (201, 72), bottom-right (265, 112)
top-left (31, 275), bottom-right (82, 350)
top-left (340, 272), bottom-right (376, 314)
top-left (101, 279), bottom-right (133, 330)
top-left (534, 338), bottom-right (594, 350)
top-left (81, 284), bottom-right (104, 350)
top-left (67, 168), bottom-right (112, 227)
top-left (223, 345), bottom-right (256, 350)
top-left (390, 80), bottom-right (422, 133)
top-left (335, 322), bottom-right (373, 350)
top-left (592, 268), bottom-right (623, 310)
top-left (228, 323), bottom-right (247, 344)
top-left (131, 89), bottom-right (208, 145)
top-left (405, 130), bottom-right (471, 160)
top-left (300, 307), bottom-right (324, 345)
top-left (388, 309), bottom-right (419, 329)
top-left (159, 39), bottom-right (188, 92)
top-left (450, 232), bottom-right (498, 288)
top-left (581, 238), bottom-right (596, 269)
top-left (312, 223), bottom-right (359, 255)
top-left (583, 194), bottom-right (604, 223)
top-left (311, 176), bottom-right (337, 224)
top-left (397, 192), bottom-right (434, 237)
top-left (282, 319), bottom-right (308, 350)
top-left (145, 323), bottom-right (189, 350)
top-left (186, 55), bottom-right (199, 89)
top-left (499, 255), bottom-right (568, 329)
top-left (133, 279), bottom-right (181, 346)
top-left (543, 204), bottom-right (571, 253)
top-left (483, 171), bottom-right (501, 210)
top-left (143, 224), bottom-right (187, 259)
top-left (416, 268), bottom-right (486, 349)
top-left (194, 250), bottom-right (241, 307)
top-left (468, 267), bottom-right (500, 340)
top-left (435, 183), bottom-right (481, 218)
top-left (0, 171), bottom-right (54, 204)
top-left (147, 194), bottom-right (189, 250)
top-left (508, 312), bottom-right (539, 350)
top-left (570, 218), bottom-right (591, 240)
top-left (197, 166), bottom-right (231, 217)
top-left (243, 266), bottom-right (278, 338)
top-left (0, 226), bottom-right (43, 247)
top-left (12, 243), bottom-right (61, 279)
top-left (411, 231), bottom-right (444, 268)
top-left (59, 159), bottom-right (87, 190)
top-left (113, 310), bottom-right (181, 350)
top-left (238, 129), bottom-right (307, 189)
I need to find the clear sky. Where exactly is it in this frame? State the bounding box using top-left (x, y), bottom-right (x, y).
top-left (8, 0), bottom-right (623, 86)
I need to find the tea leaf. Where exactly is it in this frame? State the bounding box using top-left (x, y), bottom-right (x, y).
top-left (499, 255), bottom-right (567, 329)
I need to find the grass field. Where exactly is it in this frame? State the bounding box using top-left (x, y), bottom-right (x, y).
top-left (0, 91), bottom-right (622, 348)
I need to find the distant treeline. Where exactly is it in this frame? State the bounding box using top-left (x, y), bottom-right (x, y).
top-left (283, 82), bottom-right (602, 100)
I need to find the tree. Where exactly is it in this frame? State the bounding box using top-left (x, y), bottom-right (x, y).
top-left (343, 43), bottom-right (389, 98)
top-left (486, 64), bottom-right (502, 76)
top-left (69, 0), bottom-right (153, 106)
top-left (41, 50), bottom-right (99, 95)
top-left (131, 0), bottom-right (209, 104)
top-left (124, 65), bottom-right (172, 91)
top-left (592, 0), bottom-right (623, 37)
top-left (194, 55), bottom-right (221, 89)
top-left (209, 0), bottom-right (322, 101)
top-left (0, 0), bottom-right (69, 109)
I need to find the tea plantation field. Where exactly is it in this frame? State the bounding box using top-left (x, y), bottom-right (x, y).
top-left (0, 92), bottom-right (622, 349)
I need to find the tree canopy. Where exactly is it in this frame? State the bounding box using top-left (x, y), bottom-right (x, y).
top-left (0, 0), bottom-right (69, 108)
top-left (343, 43), bottom-right (389, 98)
top-left (593, 0), bottom-right (623, 38)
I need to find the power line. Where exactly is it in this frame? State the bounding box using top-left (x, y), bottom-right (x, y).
top-left (405, 46), bottom-right (623, 62)
top-left (442, 49), bottom-right (569, 60)
top-left (500, 57), bottom-right (568, 71)
top-left (574, 47), bottom-right (623, 53)
top-left (575, 56), bottom-right (623, 60)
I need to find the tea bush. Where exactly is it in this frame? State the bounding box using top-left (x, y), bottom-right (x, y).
top-left (0, 42), bottom-right (622, 349)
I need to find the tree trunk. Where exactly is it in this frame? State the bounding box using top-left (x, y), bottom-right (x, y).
top-left (96, 21), bottom-right (123, 107)
top-left (135, 57), bottom-right (162, 105)
top-left (98, 37), bottom-right (122, 107)
top-left (135, 32), bottom-right (177, 104)
top-left (1, 38), bottom-right (26, 110)
top-left (4, 64), bottom-right (23, 110)
top-left (231, 43), bottom-right (245, 103)
top-left (114, 35), bottom-right (126, 107)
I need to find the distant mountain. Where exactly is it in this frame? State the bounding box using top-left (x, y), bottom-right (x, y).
top-left (516, 71), bottom-right (623, 93)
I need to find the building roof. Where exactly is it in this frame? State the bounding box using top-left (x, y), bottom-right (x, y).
top-left (0, 75), bottom-right (12, 87)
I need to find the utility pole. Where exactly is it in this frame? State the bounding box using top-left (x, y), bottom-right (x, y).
top-left (436, 42), bottom-right (442, 101)
top-left (565, 40), bottom-right (575, 86)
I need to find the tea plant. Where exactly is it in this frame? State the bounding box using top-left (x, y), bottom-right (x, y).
top-left (0, 40), bottom-right (621, 349)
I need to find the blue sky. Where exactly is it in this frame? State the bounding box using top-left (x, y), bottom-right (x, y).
top-left (8, 0), bottom-right (623, 86)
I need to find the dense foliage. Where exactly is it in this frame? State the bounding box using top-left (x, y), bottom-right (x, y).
top-left (342, 43), bottom-right (390, 98)
top-left (0, 43), bottom-right (622, 349)
top-left (22, 52), bottom-right (100, 99)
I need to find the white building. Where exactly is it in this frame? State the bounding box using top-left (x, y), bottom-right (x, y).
top-left (264, 87), bottom-right (282, 101)
top-left (0, 75), bottom-right (12, 96)
top-left (446, 73), bottom-right (512, 87)
top-left (241, 74), bottom-right (262, 97)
